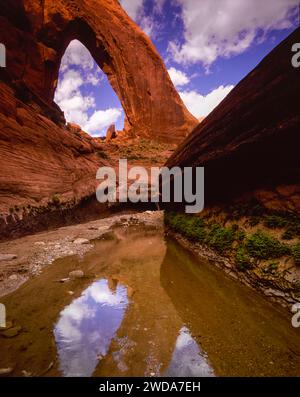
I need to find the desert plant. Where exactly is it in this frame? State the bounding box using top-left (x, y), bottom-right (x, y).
top-left (235, 247), bottom-right (252, 271)
top-left (293, 242), bottom-right (300, 265)
top-left (246, 231), bottom-right (290, 260)
top-left (263, 215), bottom-right (288, 229)
top-left (206, 223), bottom-right (235, 254)
top-left (51, 194), bottom-right (60, 207)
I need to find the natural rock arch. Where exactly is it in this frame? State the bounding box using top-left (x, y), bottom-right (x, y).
top-left (1, 0), bottom-right (197, 141)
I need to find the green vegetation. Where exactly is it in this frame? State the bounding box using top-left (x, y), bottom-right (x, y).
top-left (227, 201), bottom-right (300, 241)
top-left (262, 261), bottom-right (279, 275)
top-left (165, 211), bottom-right (297, 271)
top-left (165, 212), bottom-right (237, 255)
top-left (164, 212), bottom-right (206, 242)
top-left (206, 223), bottom-right (235, 254)
top-left (293, 241), bottom-right (300, 265)
top-left (50, 194), bottom-right (60, 207)
top-left (245, 231), bottom-right (290, 260)
top-left (263, 215), bottom-right (288, 229)
top-left (235, 247), bottom-right (252, 271)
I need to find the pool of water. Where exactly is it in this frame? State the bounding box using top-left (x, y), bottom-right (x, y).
top-left (1, 221), bottom-right (300, 377)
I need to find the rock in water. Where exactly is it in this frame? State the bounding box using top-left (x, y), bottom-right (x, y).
top-left (1, 326), bottom-right (22, 338)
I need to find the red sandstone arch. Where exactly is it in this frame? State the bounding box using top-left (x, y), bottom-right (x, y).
top-left (1, 0), bottom-right (197, 141)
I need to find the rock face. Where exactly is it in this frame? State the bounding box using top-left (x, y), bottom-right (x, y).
top-left (0, 0), bottom-right (196, 141)
top-left (0, 82), bottom-right (105, 214)
top-left (167, 28), bottom-right (300, 212)
top-left (105, 124), bottom-right (116, 142)
top-left (0, 0), bottom-right (196, 220)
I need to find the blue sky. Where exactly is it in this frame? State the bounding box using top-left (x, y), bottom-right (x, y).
top-left (54, 0), bottom-right (299, 136)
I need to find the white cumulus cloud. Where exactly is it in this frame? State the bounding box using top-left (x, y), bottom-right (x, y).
top-left (61, 40), bottom-right (95, 72)
top-left (55, 40), bottom-right (123, 136)
top-left (168, 67), bottom-right (190, 87)
top-left (169, 0), bottom-right (298, 66)
top-left (179, 85), bottom-right (234, 118)
top-left (83, 109), bottom-right (123, 136)
top-left (120, 0), bottom-right (166, 39)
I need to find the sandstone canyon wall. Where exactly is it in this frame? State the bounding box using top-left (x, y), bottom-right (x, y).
top-left (0, 0), bottom-right (197, 237)
top-left (167, 28), bottom-right (300, 212)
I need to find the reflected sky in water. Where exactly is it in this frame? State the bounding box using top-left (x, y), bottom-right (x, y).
top-left (54, 279), bottom-right (128, 377)
top-left (165, 327), bottom-right (215, 377)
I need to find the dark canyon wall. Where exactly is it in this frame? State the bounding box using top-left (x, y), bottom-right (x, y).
top-left (167, 28), bottom-right (300, 212)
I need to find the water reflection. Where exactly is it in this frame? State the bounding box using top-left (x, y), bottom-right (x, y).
top-left (165, 327), bottom-right (214, 377)
top-left (54, 279), bottom-right (128, 377)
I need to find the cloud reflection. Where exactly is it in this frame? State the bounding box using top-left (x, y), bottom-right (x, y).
top-left (165, 327), bottom-right (215, 377)
top-left (54, 279), bottom-right (128, 377)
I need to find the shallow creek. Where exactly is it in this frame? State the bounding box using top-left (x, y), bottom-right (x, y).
top-left (1, 221), bottom-right (300, 376)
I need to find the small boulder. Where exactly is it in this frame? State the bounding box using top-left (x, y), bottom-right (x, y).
top-left (0, 368), bottom-right (14, 376)
top-left (69, 270), bottom-right (84, 279)
top-left (73, 238), bottom-right (89, 245)
top-left (1, 325), bottom-right (22, 338)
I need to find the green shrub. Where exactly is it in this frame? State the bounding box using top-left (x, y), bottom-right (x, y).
top-left (263, 215), bottom-right (288, 229)
top-left (235, 230), bottom-right (246, 242)
top-left (206, 223), bottom-right (235, 254)
top-left (293, 242), bottom-right (300, 265)
top-left (282, 228), bottom-right (295, 240)
top-left (246, 231), bottom-right (290, 260)
top-left (51, 194), bottom-right (60, 207)
top-left (164, 212), bottom-right (206, 242)
top-left (185, 217), bottom-right (206, 242)
top-left (235, 247), bottom-right (252, 271)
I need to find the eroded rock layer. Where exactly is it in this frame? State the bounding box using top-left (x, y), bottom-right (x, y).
top-left (167, 28), bottom-right (300, 212)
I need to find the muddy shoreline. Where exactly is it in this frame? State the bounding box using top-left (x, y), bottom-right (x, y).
top-left (0, 211), bottom-right (162, 298)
